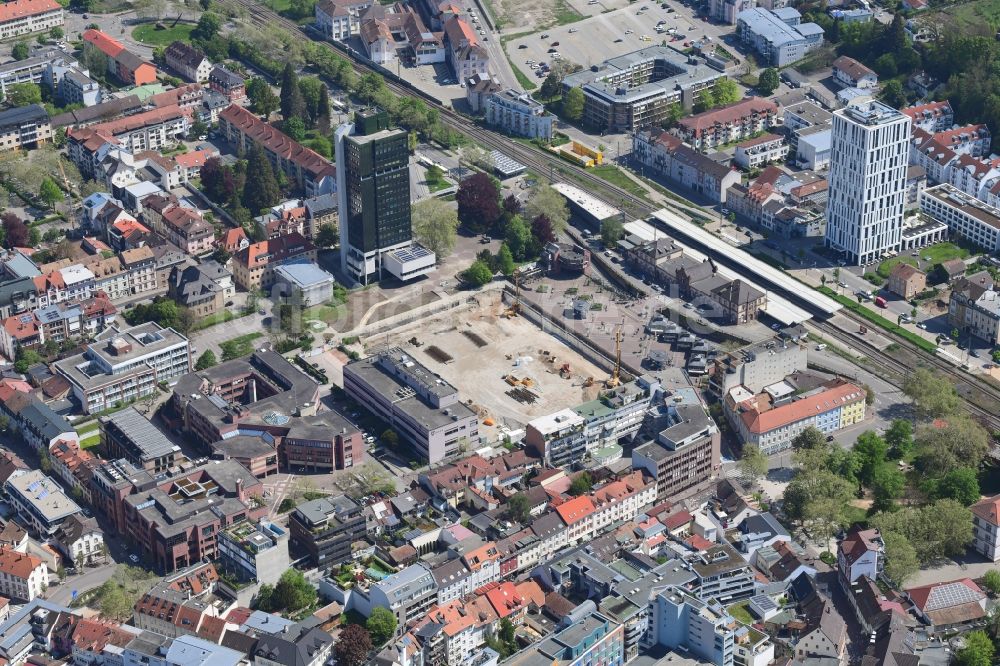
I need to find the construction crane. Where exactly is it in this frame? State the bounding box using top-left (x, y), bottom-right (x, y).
top-left (606, 320), bottom-right (624, 388)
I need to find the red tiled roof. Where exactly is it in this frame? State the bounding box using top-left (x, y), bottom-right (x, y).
top-left (175, 150), bottom-right (214, 169)
top-left (554, 495), bottom-right (595, 526)
top-left (0, 0), bottom-right (58, 22)
top-left (740, 380), bottom-right (865, 434)
top-left (663, 510), bottom-right (692, 531)
top-left (832, 55), bottom-right (876, 82)
top-left (971, 494), bottom-right (1000, 527)
top-left (685, 534), bottom-right (714, 551)
top-left (678, 97), bottom-right (778, 136)
top-left (3, 313), bottom-right (38, 341)
top-left (89, 105), bottom-right (186, 137)
top-left (0, 547), bottom-right (43, 580)
top-left (219, 105), bottom-right (335, 180)
top-left (902, 100), bottom-right (952, 121)
top-left (83, 29), bottom-right (124, 58)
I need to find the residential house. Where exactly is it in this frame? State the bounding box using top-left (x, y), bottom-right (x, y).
top-left (677, 97), bottom-right (779, 151)
top-left (82, 29), bottom-right (156, 85)
top-left (971, 494), bottom-right (1000, 562)
top-left (164, 41), bottom-right (211, 83)
top-left (832, 55), bottom-right (877, 89)
top-left (886, 262), bottom-right (925, 299)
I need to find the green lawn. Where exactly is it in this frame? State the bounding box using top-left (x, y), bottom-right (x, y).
top-left (727, 602), bottom-right (754, 624)
top-left (552, 0), bottom-right (584, 25)
top-left (131, 23), bottom-right (195, 46)
top-left (424, 168), bottom-right (452, 192)
top-left (193, 310), bottom-right (248, 331)
top-left (80, 433), bottom-right (101, 449)
top-left (590, 165), bottom-right (648, 199)
top-left (303, 304), bottom-right (344, 325)
top-left (918, 242), bottom-right (969, 266)
top-left (928, 0), bottom-right (1000, 31)
top-left (76, 420), bottom-right (99, 435)
top-left (876, 256), bottom-right (917, 279)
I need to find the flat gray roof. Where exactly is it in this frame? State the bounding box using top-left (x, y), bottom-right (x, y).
top-left (102, 407), bottom-right (180, 462)
top-left (563, 45), bottom-right (723, 104)
top-left (7, 470), bottom-right (81, 525)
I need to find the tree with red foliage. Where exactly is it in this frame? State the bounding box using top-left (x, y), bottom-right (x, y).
top-left (201, 157), bottom-right (237, 204)
top-left (456, 172), bottom-right (500, 233)
top-left (531, 214), bottom-right (556, 246)
top-left (336, 623), bottom-right (373, 666)
top-left (1, 213), bottom-right (29, 249)
top-left (502, 193), bottom-right (521, 220)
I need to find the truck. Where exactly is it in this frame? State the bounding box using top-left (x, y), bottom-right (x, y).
top-left (874, 296), bottom-right (887, 308)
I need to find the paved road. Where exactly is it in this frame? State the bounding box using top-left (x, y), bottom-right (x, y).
top-left (48, 560), bottom-right (117, 607)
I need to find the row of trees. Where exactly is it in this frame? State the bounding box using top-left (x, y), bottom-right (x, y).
top-left (200, 150), bottom-right (283, 237)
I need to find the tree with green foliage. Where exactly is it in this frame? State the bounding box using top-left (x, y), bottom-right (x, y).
top-left (524, 185), bottom-right (570, 235)
top-left (504, 216), bottom-right (533, 261)
top-left (243, 144), bottom-right (281, 214)
top-left (882, 531), bottom-right (919, 586)
top-left (195, 350), bottom-right (218, 371)
top-left (783, 467), bottom-right (854, 543)
top-left (872, 499), bottom-right (973, 564)
top-left (247, 78), bottom-right (279, 119)
top-left (932, 467), bottom-right (980, 506)
top-left (956, 631), bottom-right (994, 666)
top-left (904, 367), bottom-right (960, 419)
top-left (853, 431), bottom-right (888, 487)
top-left (315, 223), bottom-right (337, 248)
top-left (879, 79), bottom-right (907, 109)
top-left (50, 26), bottom-right (63, 39)
top-left (11, 41), bottom-right (28, 61)
top-left (464, 260), bottom-right (494, 286)
top-left (367, 607), bottom-right (397, 645)
top-left (562, 87), bottom-right (584, 121)
top-left (507, 492), bottom-right (531, 523)
top-left (496, 243), bottom-right (515, 276)
top-left (335, 624), bottom-right (372, 666)
top-left (412, 198), bottom-right (459, 259)
top-left (663, 102), bottom-right (684, 128)
top-left (982, 570), bottom-right (1000, 596)
top-left (38, 178), bottom-right (61, 209)
top-left (885, 419), bottom-right (913, 459)
top-left (272, 569), bottom-right (316, 612)
top-left (7, 83), bottom-right (41, 107)
top-left (283, 116), bottom-right (306, 141)
top-left (601, 218), bottom-right (624, 246)
top-left (739, 444), bottom-right (768, 489)
top-left (192, 11), bottom-right (221, 42)
top-left (540, 72), bottom-right (562, 100)
top-left (280, 63), bottom-right (307, 122)
top-left (711, 77), bottom-right (741, 107)
top-left (757, 68), bottom-right (780, 95)
top-left (871, 463), bottom-right (905, 513)
top-left (569, 472), bottom-right (593, 496)
top-left (791, 426), bottom-right (826, 452)
top-left (914, 414), bottom-right (989, 477)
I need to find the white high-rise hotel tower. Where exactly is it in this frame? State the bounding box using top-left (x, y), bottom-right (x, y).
top-left (825, 98), bottom-right (911, 266)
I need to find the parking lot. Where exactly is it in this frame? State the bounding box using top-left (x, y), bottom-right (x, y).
top-left (505, 0), bottom-right (739, 85)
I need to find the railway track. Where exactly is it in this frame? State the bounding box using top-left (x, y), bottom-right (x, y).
top-left (228, 0), bottom-right (1000, 432)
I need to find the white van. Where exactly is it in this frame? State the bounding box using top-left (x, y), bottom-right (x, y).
top-left (815, 344), bottom-right (827, 351)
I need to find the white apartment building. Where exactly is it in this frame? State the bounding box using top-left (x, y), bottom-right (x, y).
top-left (0, 548), bottom-right (48, 601)
top-left (0, 0), bottom-right (62, 41)
top-left (971, 495), bottom-right (1000, 562)
top-left (825, 98), bottom-right (911, 265)
top-left (484, 89), bottom-right (553, 141)
top-left (315, 0), bottom-right (373, 40)
top-left (920, 184), bottom-right (1000, 253)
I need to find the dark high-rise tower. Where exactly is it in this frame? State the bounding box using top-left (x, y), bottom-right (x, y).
top-left (336, 109), bottom-right (416, 284)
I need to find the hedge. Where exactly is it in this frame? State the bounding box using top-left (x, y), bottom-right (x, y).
top-left (817, 287), bottom-right (937, 354)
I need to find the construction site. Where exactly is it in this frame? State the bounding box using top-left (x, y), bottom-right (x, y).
top-left (362, 292), bottom-right (612, 433)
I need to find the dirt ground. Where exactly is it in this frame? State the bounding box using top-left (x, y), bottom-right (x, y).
top-left (365, 298), bottom-right (607, 432)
